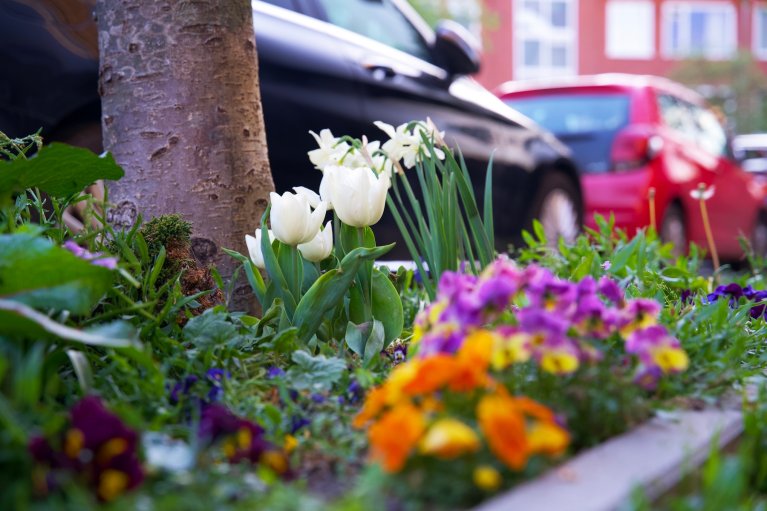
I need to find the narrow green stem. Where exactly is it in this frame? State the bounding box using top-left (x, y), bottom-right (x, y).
top-left (357, 227), bottom-right (373, 319)
top-left (292, 245), bottom-right (302, 301)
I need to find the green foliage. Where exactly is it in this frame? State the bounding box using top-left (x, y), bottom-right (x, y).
top-left (139, 213), bottom-right (192, 256)
top-left (0, 143), bottom-right (123, 199)
top-left (669, 50), bottom-right (767, 133)
top-left (387, 127), bottom-right (496, 299)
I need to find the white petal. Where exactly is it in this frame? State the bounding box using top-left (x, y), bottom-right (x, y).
top-left (293, 186), bottom-right (321, 209)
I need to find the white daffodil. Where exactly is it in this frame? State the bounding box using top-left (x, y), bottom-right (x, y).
top-left (269, 190), bottom-right (328, 246)
top-left (320, 165), bottom-right (391, 227)
top-left (308, 129), bottom-right (350, 170)
top-left (298, 221), bottom-right (333, 262)
top-left (690, 185), bottom-right (715, 201)
top-left (245, 228), bottom-right (275, 269)
top-left (375, 120), bottom-right (445, 169)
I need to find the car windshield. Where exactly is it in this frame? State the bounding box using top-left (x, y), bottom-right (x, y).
top-left (314, 0), bottom-right (433, 62)
top-left (504, 93), bottom-right (631, 173)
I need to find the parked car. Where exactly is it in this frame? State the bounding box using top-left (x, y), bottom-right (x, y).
top-left (497, 74), bottom-right (767, 260)
top-left (0, 0), bottom-right (583, 254)
top-left (733, 133), bottom-right (767, 174)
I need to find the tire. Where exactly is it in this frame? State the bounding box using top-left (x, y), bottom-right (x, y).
top-left (528, 171), bottom-right (582, 247)
top-left (660, 203), bottom-right (687, 257)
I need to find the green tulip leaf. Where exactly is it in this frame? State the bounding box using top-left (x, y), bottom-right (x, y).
top-left (293, 243), bottom-right (394, 343)
top-left (363, 319), bottom-right (385, 365)
top-left (349, 269), bottom-right (403, 347)
top-left (345, 321), bottom-right (368, 357)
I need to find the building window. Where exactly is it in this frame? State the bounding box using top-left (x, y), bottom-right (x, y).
top-left (754, 5), bottom-right (767, 59)
top-left (661, 2), bottom-right (736, 59)
top-left (514, 0), bottom-right (577, 79)
top-left (605, 1), bottom-right (655, 59)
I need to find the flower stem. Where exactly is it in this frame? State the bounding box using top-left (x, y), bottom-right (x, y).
top-left (648, 187), bottom-right (656, 232)
top-left (697, 186), bottom-right (720, 275)
top-left (357, 227), bottom-right (373, 320)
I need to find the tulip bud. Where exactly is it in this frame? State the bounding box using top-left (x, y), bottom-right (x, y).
top-left (320, 165), bottom-right (390, 228)
top-left (269, 190), bottom-right (328, 246)
top-left (298, 221), bottom-right (333, 262)
top-left (245, 229), bottom-right (274, 269)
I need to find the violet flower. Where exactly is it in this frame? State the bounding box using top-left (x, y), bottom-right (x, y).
top-left (63, 240), bottom-right (118, 270)
top-left (28, 396), bottom-right (144, 502)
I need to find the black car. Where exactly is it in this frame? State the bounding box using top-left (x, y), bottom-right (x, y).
top-left (0, 0), bottom-right (582, 252)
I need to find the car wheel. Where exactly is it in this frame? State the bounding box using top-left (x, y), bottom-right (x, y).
top-left (660, 203), bottom-right (686, 256)
top-left (752, 212), bottom-right (767, 258)
top-left (529, 171), bottom-right (582, 247)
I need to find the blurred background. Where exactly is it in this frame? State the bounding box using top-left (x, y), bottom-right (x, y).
top-left (411, 0), bottom-right (767, 134)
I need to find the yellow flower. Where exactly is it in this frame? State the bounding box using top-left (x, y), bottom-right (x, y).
top-left (419, 418), bottom-right (480, 459)
top-left (491, 332), bottom-right (532, 370)
top-left (97, 469), bottom-right (129, 502)
top-left (619, 314), bottom-right (657, 338)
top-left (260, 450), bottom-right (290, 475)
top-left (368, 403), bottom-right (426, 473)
top-left (473, 465), bottom-right (502, 491)
top-left (540, 350), bottom-right (579, 375)
top-left (283, 434), bottom-right (298, 454)
top-left (526, 421), bottom-right (569, 457)
top-left (652, 346), bottom-right (689, 373)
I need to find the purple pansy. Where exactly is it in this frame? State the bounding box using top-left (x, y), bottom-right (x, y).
top-left (63, 240), bottom-right (118, 270)
top-left (28, 396), bottom-right (144, 502)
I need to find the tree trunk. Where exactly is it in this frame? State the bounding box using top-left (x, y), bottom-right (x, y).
top-left (96, 0), bottom-right (273, 303)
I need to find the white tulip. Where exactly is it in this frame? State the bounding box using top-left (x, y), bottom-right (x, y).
top-left (298, 221), bottom-right (333, 262)
top-left (269, 190), bottom-right (328, 246)
top-left (245, 228), bottom-right (274, 269)
top-left (320, 165), bottom-right (391, 227)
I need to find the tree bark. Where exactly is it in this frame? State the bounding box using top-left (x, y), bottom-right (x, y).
top-left (96, 0), bottom-right (273, 301)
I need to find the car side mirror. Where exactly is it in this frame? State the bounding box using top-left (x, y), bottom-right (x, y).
top-left (434, 20), bottom-right (481, 76)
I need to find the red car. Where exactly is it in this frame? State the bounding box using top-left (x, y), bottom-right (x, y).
top-left (497, 74), bottom-right (767, 260)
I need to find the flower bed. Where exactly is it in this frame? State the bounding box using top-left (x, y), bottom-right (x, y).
top-left (1, 127), bottom-right (766, 510)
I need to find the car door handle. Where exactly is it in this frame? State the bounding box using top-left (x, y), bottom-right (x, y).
top-left (361, 61), bottom-right (397, 80)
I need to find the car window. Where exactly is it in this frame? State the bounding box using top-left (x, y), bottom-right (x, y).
top-left (313, 0), bottom-right (433, 62)
top-left (693, 106), bottom-right (727, 156)
top-left (657, 94), bottom-right (698, 141)
top-left (261, 0), bottom-right (299, 10)
top-left (504, 93), bottom-right (631, 173)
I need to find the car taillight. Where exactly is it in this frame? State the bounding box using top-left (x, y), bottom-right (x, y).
top-left (611, 126), bottom-right (663, 172)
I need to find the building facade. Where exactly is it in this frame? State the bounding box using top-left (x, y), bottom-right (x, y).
top-left (476, 0), bottom-right (767, 89)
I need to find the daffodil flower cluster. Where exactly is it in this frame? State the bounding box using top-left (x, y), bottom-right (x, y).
top-left (353, 329), bottom-right (569, 488)
top-left (412, 256), bottom-right (688, 389)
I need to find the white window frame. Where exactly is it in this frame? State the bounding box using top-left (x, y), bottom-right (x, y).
top-left (661, 1), bottom-right (736, 60)
top-left (513, 0), bottom-right (578, 80)
top-left (605, 0), bottom-right (655, 60)
top-left (753, 3), bottom-right (767, 59)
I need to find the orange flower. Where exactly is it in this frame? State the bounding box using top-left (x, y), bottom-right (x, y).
top-left (449, 330), bottom-right (495, 391)
top-left (512, 396), bottom-right (555, 422)
top-left (477, 393), bottom-right (529, 470)
top-left (368, 403), bottom-right (426, 472)
top-left (353, 386), bottom-right (388, 428)
top-left (402, 354), bottom-right (458, 395)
